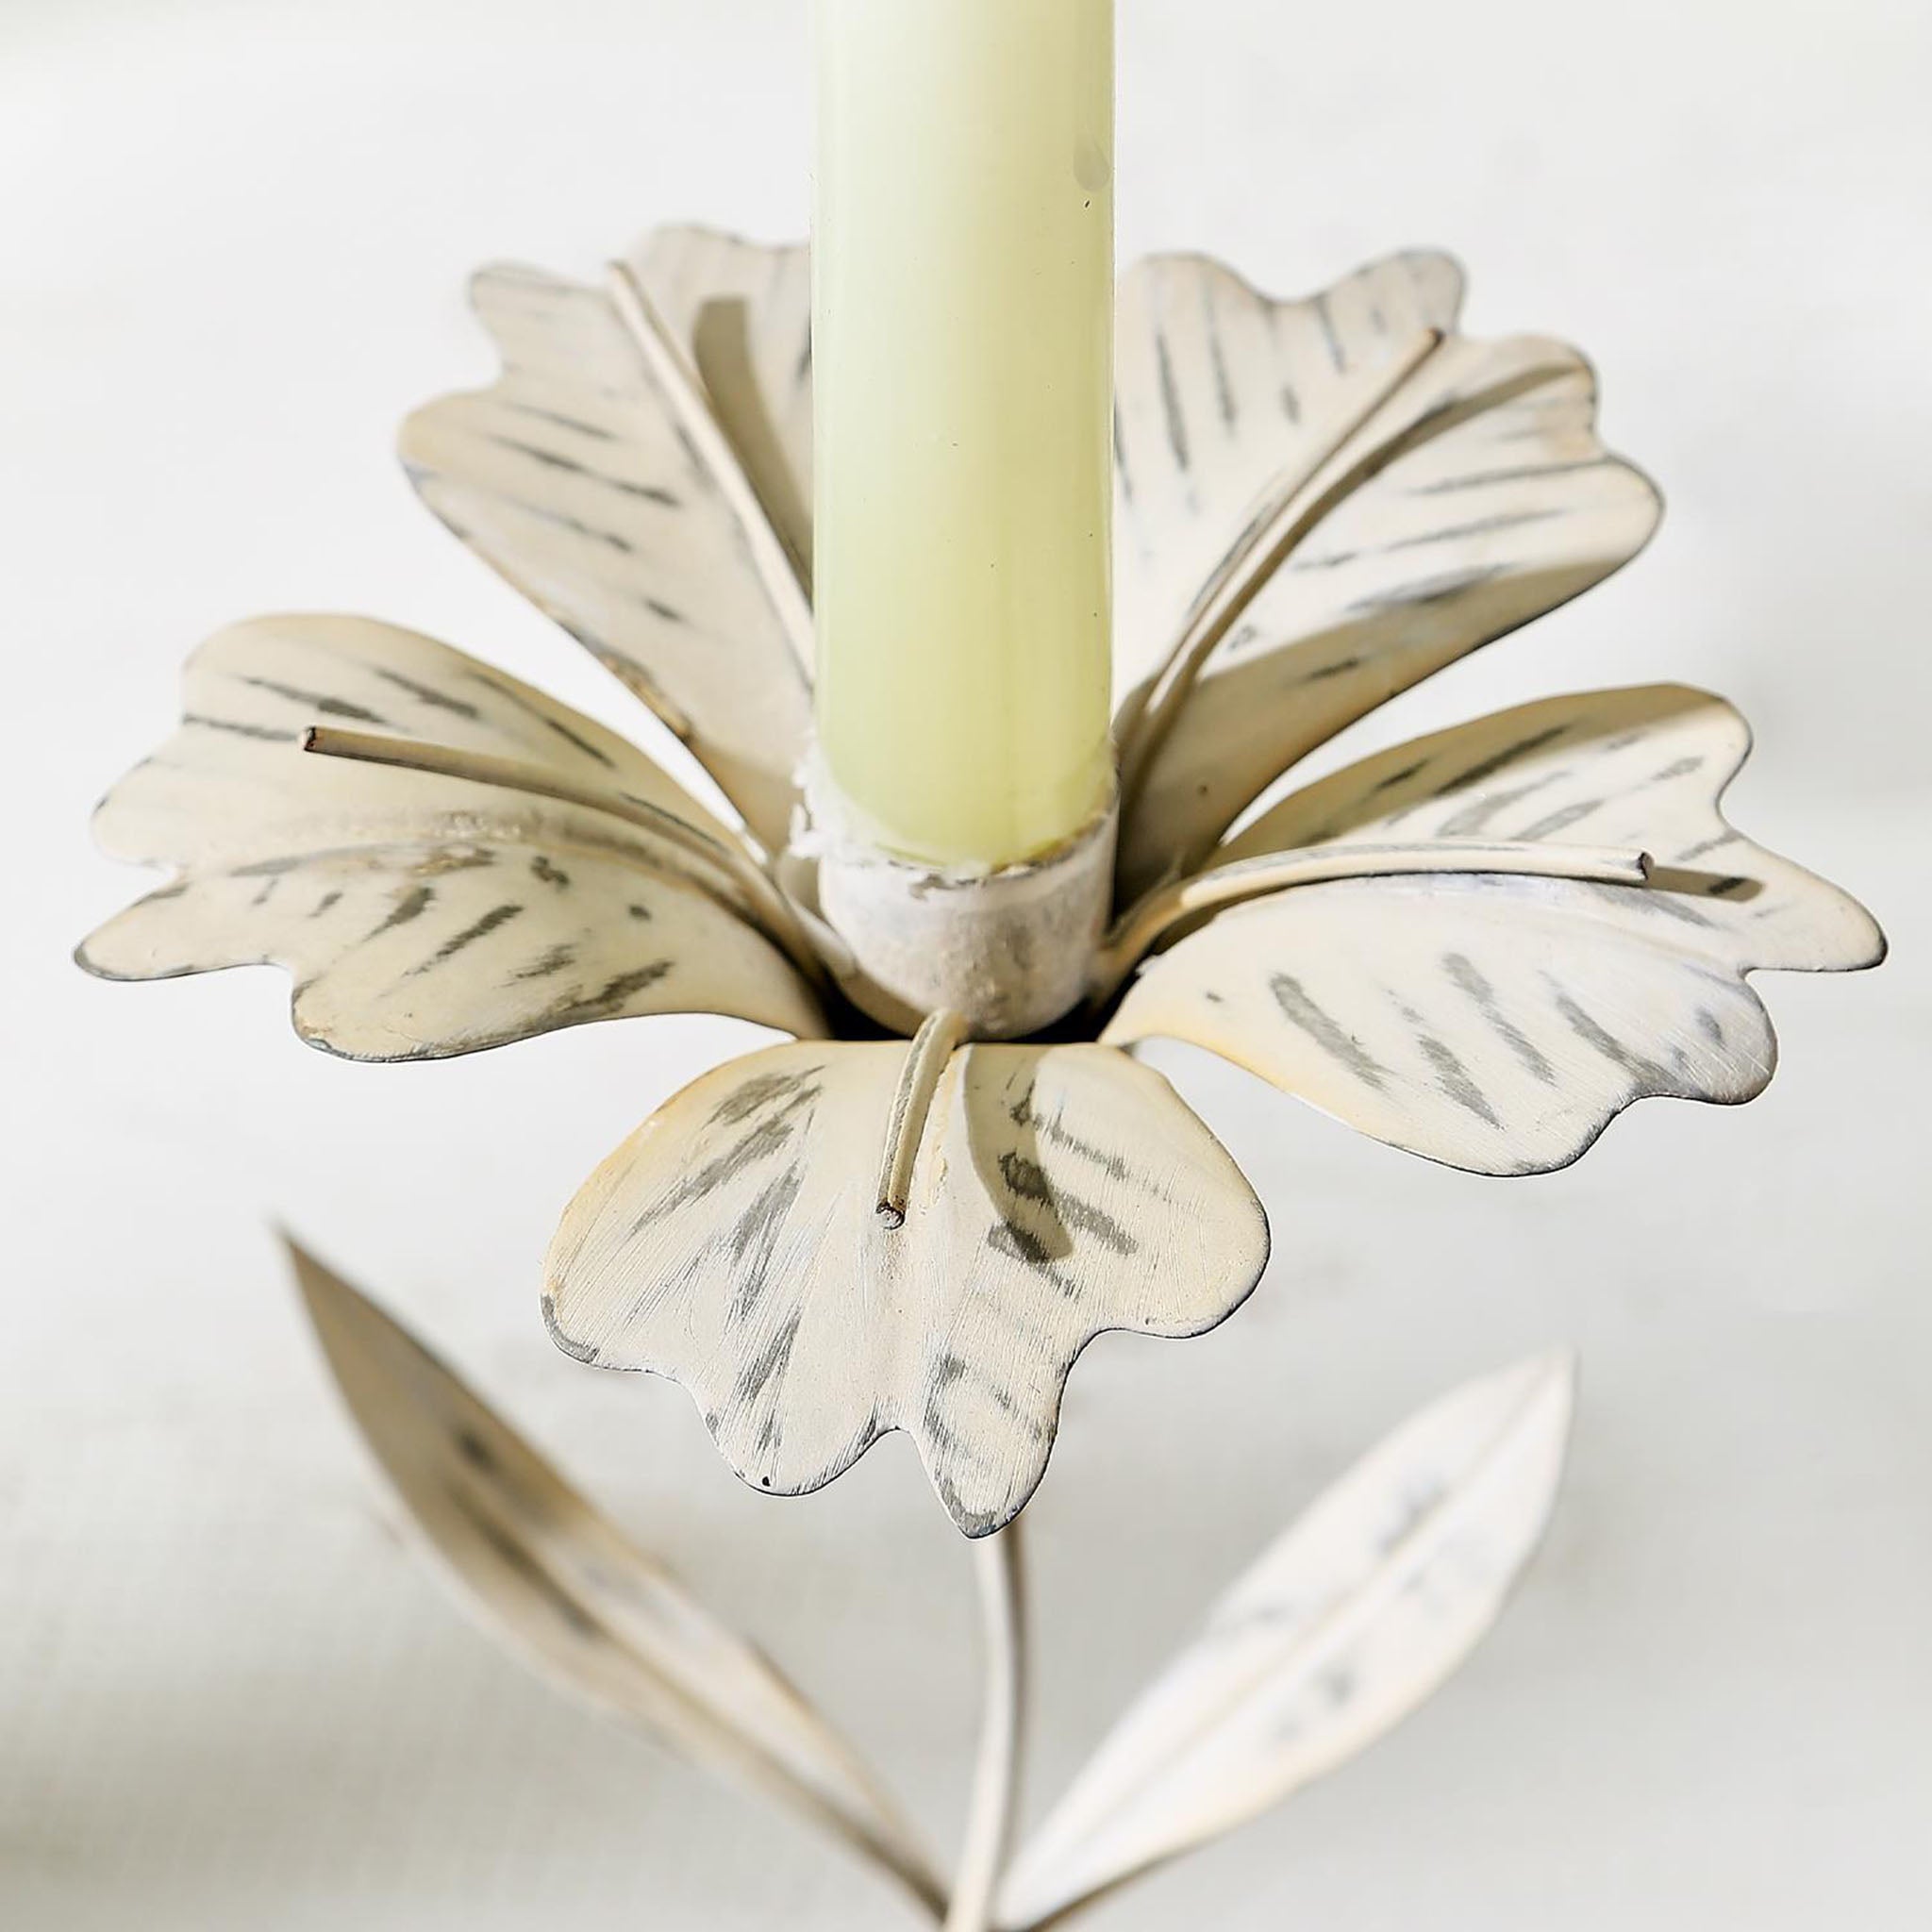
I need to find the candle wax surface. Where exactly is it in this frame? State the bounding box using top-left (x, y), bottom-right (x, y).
top-left (813, 0), bottom-right (1115, 871)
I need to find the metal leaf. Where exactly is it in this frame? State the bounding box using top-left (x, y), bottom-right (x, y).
top-left (78, 615), bottom-right (824, 1059)
top-left (1105, 687), bottom-right (1884, 1174)
top-left (287, 1239), bottom-right (945, 1919)
top-left (399, 249), bottom-right (812, 850)
top-left (995, 1354), bottom-right (1577, 1932)
top-left (543, 1041), bottom-right (1271, 1540)
top-left (1111, 253), bottom-right (1660, 899)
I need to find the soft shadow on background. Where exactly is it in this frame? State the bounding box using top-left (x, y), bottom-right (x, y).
top-left (4, 2), bottom-right (1927, 1926)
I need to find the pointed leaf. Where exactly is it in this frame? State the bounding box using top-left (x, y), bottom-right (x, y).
top-left (1112, 254), bottom-right (1659, 898)
top-left (400, 253), bottom-right (812, 849)
top-left (1106, 687), bottom-right (1884, 1174)
top-left (544, 1041), bottom-right (1270, 1539)
top-left (287, 1240), bottom-right (944, 1918)
top-left (79, 616), bottom-right (824, 1058)
top-left (996, 1354), bottom-right (1576, 1931)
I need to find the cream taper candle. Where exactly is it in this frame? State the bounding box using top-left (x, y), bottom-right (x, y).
top-left (812, 0), bottom-right (1115, 872)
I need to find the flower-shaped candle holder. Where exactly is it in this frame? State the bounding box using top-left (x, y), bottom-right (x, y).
top-left (80, 227), bottom-right (1882, 1929)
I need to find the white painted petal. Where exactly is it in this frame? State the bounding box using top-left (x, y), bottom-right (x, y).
top-left (78, 615), bottom-right (824, 1058)
top-left (996, 1354), bottom-right (1575, 1931)
top-left (1113, 247), bottom-right (1466, 691)
top-left (288, 1241), bottom-right (943, 1917)
top-left (91, 614), bottom-right (741, 865)
top-left (543, 1041), bottom-right (1270, 1539)
top-left (1106, 688), bottom-right (1884, 1174)
top-left (1112, 253), bottom-right (1659, 898)
top-left (400, 255), bottom-right (811, 850)
top-left (81, 839), bottom-right (821, 1061)
top-left (629, 225), bottom-right (815, 609)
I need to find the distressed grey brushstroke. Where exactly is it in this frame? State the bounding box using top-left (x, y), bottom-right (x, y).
top-left (1442, 952), bottom-right (1556, 1084)
top-left (1417, 1033), bottom-right (1503, 1127)
top-left (408, 901), bottom-right (524, 974)
top-left (1271, 974), bottom-right (1390, 1091)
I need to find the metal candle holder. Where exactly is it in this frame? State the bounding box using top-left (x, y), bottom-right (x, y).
top-left (78, 224), bottom-right (1884, 1930)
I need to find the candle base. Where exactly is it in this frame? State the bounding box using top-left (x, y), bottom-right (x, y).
top-left (801, 772), bottom-right (1118, 1039)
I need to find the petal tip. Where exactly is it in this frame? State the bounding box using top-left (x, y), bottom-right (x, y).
top-left (540, 1291), bottom-right (603, 1368)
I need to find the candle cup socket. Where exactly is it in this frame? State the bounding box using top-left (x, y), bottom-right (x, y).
top-left (805, 777), bottom-right (1118, 1041)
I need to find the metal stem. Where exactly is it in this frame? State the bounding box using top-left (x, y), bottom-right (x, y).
top-left (876, 1009), bottom-right (970, 1229)
top-left (947, 1521), bottom-right (1028, 1932)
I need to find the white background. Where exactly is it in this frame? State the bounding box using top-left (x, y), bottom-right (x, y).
top-left (4, 2), bottom-right (1928, 1926)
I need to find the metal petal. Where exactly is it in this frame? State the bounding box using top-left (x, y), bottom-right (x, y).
top-left (1112, 248), bottom-right (1464, 690)
top-left (1105, 688), bottom-right (1884, 1174)
top-left (78, 615), bottom-right (824, 1058)
top-left (1112, 252), bottom-right (1660, 899)
top-left (629, 225), bottom-right (815, 611)
top-left (542, 1041), bottom-right (1270, 1539)
top-left (400, 250), bottom-right (812, 850)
